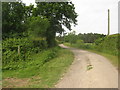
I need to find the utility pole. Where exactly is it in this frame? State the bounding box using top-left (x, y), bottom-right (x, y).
top-left (108, 9), bottom-right (110, 35)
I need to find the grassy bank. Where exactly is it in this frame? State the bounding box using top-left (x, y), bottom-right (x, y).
top-left (3, 47), bottom-right (74, 88)
top-left (64, 43), bottom-right (118, 67)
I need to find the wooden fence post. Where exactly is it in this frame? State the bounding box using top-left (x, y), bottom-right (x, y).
top-left (18, 45), bottom-right (20, 55)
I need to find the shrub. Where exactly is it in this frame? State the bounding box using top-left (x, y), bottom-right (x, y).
top-left (43, 47), bottom-right (58, 64)
top-left (95, 35), bottom-right (119, 56)
top-left (2, 37), bottom-right (48, 70)
top-left (76, 40), bottom-right (84, 45)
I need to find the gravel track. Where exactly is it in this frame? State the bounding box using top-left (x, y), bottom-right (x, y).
top-left (56, 44), bottom-right (118, 88)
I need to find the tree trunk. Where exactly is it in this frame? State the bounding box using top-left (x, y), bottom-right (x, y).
top-left (46, 28), bottom-right (56, 48)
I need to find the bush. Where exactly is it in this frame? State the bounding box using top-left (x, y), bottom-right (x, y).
top-left (2, 37), bottom-right (48, 70)
top-left (43, 47), bottom-right (59, 64)
top-left (75, 40), bottom-right (94, 49)
top-left (95, 35), bottom-right (119, 56)
top-left (2, 47), bottom-right (59, 70)
top-left (76, 40), bottom-right (84, 45)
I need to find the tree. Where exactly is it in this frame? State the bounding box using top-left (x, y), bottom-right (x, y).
top-left (24, 4), bottom-right (34, 21)
top-left (65, 31), bottom-right (77, 44)
top-left (2, 1), bottom-right (25, 38)
top-left (34, 2), bottom-right (78, 47)
top-left (77, 33), bottom-right (106, 43)
top-left (26, 16), bottom-right (50, 39)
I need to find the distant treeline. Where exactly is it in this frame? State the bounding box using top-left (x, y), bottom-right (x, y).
top-left (77, 33), bottom-right (106, 43)
top-left (57, 32), bottom-right (106, 44)
top-left (57, 32), bottom-right (119, 56)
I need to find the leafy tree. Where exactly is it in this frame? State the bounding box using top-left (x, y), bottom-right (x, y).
top-left (2, 1), bottom-right (25, 38)
top-left (34, 2), bottom-right (78, 47)
top-left (26, 16), bottom-right (50, 39)
top-left (78, 33), bottom-right (106, 43)
top-left (2, 1), bottom-right (78, 48)
top-left (65, 31), bottom-right (77, 44)
top-left (24, 4), bottom-right (34, 21)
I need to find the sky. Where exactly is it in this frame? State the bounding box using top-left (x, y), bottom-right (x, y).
top-left (22, 0), bottom-right (119, 35)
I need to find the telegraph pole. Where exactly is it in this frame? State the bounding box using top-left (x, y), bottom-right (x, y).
top-left (108, 9), bottom-right (110, 35)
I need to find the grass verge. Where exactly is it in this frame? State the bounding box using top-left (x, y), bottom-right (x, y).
top-left (2, 47), bottom-right (74, 88)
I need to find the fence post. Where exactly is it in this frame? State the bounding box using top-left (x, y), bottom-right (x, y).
top-left (18, 45), bottom-right (20, 55)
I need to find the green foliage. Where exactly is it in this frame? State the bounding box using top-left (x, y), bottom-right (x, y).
top-left (78, 33), bottom-right (106, 43)
top-left (40, 47), bottom-right (59, 64)
top-left (35, 2), bottom-right (77, 47)
top-left (80, 43), bottom-right (95, 49)
top-left (64, 34), bottom-right (119, 56)
top-left (2, 1), bottom-right (25, 38)
top-left (64, 34), bottom-right (119, 67)
top-left (35, 2), bottom-right (77, 31)
top-left (72, 42), bottom-right (94, 50)
top-left (26, 16), bottom-right (50, 38)
top-left (64, 31), bottom-right (78, 44)
top-left (94, 37), bottom-right (105, 45)
top-left (2, 1), bottom-right (78, 47)
top-left (76, 39), bottom-right (84, 45)
top-left (3, 48), bottom-right (74, 88)
top-left (2, 38), bottom-right (48, 70)
top-left (24, 4), bottom-right (34, 18)
top-left (58, 33), bottom-right (106, 45)
top-left (2, 1), bottom-right (77, 88)
top-left (95, 35), bottom-right (119, 56)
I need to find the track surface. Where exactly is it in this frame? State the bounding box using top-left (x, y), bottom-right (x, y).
top-left (56, 44), bottom-right (118, 88)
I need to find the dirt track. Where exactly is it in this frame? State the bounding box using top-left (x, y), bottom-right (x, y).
top-left (56, 44), bottom-right (118, 88)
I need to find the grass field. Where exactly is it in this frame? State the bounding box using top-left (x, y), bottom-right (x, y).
top-left (2, 47), bottom-right (74, 88)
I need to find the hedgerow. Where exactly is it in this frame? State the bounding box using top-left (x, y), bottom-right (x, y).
top-left (2, 37), bottom-right (49, 70)
top-left (95, 34), bottom-right (119, 56)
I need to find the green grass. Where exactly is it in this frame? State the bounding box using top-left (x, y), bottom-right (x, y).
top-left (64, 43), bottom-right (71, 47)
top-left (2, 47), bottom-right (74, 88)
top-left (64, 43), bottom-right (118, 68)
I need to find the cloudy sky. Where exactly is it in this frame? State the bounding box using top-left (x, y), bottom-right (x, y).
top-left (22, 0), bottom-right (119, 35)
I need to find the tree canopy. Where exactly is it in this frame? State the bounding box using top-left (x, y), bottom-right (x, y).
top-left (34, 2), bottom-right (77, 47)
top-left (2, 2), bottom-right (25, 36)
top-left (2, 1), bottom-right (78, 47)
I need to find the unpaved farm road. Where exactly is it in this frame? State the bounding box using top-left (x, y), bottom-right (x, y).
top-left (56, 44), bottom-right (118, 88)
